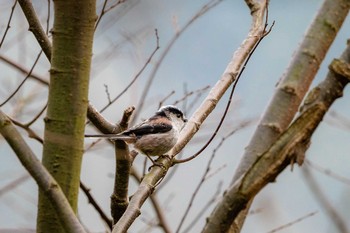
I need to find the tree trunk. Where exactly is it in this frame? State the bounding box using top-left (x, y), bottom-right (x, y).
top-left (36, 1), bottom-right (96, 232)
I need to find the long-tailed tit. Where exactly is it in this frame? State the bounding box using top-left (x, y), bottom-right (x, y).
top-left (86, 105), bottom-right (187, 163)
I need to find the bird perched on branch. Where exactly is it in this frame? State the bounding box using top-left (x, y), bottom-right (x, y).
top-left (86, 105), bottom-right (187, 164)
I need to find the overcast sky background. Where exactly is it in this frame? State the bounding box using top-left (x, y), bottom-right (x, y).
top-left (0, 0), bottom-right (350, 232)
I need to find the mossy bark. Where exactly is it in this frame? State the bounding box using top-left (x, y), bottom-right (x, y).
top-left (37, 1), bottom-right (96, 232)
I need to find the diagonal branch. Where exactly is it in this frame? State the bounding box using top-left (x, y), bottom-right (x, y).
top-left (168, 0), bottom-right (267, 158)
top-left (229, 0), bottom-right (350, 230)
top-left (0, 55), bottom-right (49, 85)
top-left (203, 38), bottom-right (350, 233)
top-left (232, 0), bottom-right (350, 184)
top-left (80, 181), bottom-right (113, 229)
top-left (132, 0), bottom-right (224, 123)
top-left (18, 0), bottom-right (52, 60)
top-left (112, 1), bottom-right (269, 232)
top-left (0, 109), bottom-right (86, 233)
top-left (302, 166), bottom-right (348, 233)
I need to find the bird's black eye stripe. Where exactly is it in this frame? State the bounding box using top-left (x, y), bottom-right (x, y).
top-left (168, 108), bottom-right (183, 118)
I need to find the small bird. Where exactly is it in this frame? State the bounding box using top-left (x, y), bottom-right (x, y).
top-left (86, 105), bottom-right (187, 163)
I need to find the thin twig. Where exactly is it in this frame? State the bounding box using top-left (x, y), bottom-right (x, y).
top-left (45, 0), bottom-right (51, 35)
top-left (182, 182), bottom-right (223, 233)
top-left (229, 2), bottom-right (350, 230)
top-left (306, 159), bottom-right (350, 186)
top-left (0, 174), bottom-right (30, 197)
top-left (25, 102), bottom-right (48, 127)
top-left (266, 211), bottom-right (318, 233)
top-left (98, 29), bottom-right (160, 114)
top-left (10, 117), bottom-right (43, 144)
top-left (113, 0), bottom-right (269, 230)
top-left (186, 88), bottom-right (208, 113)
top-left (1, 51), bottom-right (43, 107)
top-left (0, 55), bottom-right (48, 85)
top-left (0, 110), bottom-right (86, 233)
top-left (95, 0), bottom-right (110, 30)
top-left (172, 85), bottom-right (211, 106)
top-left (175, 151), bottom-right (218, 232)
top-left (302, 166), bottom-right (348, 233)
top-left (18, 0), bottom-right (52, 60)
top-left (80, 181), bottom-right (113, 230)
top-left (176, 120), bottom-right (252, 233)
top-left (104, 0), bottom-right (127, 14)
top-left (0, 0), bottom-right (18, 49)
top-left (204, 38), bottom-right (350, 232)
top-left (158, 90), bottom-right (175, 108)
top-left (104, 84), bottom-right (112, 104)
top-left (132, 0), bottom-right (223, 123)
top-left (327, 110), bottom-right (350, 130)
top-left (173, 20), bottom-right (274, 164)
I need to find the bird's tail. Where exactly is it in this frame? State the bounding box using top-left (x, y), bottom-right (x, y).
top-left (85, 134), bottom-right (135, 141)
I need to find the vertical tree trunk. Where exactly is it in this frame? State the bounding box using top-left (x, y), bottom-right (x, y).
top-left (37, 1), bottom-right (96, 232)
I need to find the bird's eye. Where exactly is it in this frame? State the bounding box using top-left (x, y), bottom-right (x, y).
top-left (177, 114), bottom-right (181, 118)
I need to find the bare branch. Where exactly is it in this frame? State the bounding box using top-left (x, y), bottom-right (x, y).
top-left (172, 85), bottom-right (210, 106)
top-left (0, 0), bottom-right (18, 49)
top-left (80, 181), bottom-right (113, 230)
top-left (0, 110), bottom-right (86, 233)
top-left (232, 0), bottom-right (350, 193)
top-left (0, 55), bottom-right (48, 86)
top-left (306, 159), bottom-right (350, 186)
top-left (132, 0), bottom-right (223, 123)
top-left (131, 169), bottom-right (172, 233)
top-left (112, 0), bottom-right (268, 231)
top-left (203, 102), bottom-right (325, 232)
top-left (18, 0), bottom-right (52, 60)
top-left (25, 102), bottom-right (48, 127)
top-left (111, 107), bottom-right (135, 224)
top-left (302, 166), bottom-right (348, 233)
top-left (0, 174), bottom-right (30, 197)
top-left (173, 19), bottom-right (273, 164)
top-left (168, 0), bottom-right (267, 159)
top-left (158, 90), bottom-right (175, 109)
top-left (230, 0), bottom-right (350, 230)
top-left (1, 51), bottom-right (43, 107)
top-left (266, 211), bottom-right (318, 233)
top-left (98, 29), bottom-right (160, 114)
top-left (176, 120), bottom-right (252, 233)
top-left (95, 0), bottom-right (109, 30)
top-left (10, 117), bottom-right (43, 144)
top-left (104, 84), bottom-right (112, 104)
top-left (182, 182), bottom-right (223, 233)
top-left (86, 104), bottom-right (123, 134)
top-left (203, 36), bottom-right (350, 233)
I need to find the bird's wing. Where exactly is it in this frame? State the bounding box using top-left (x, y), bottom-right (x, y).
top-left (123, 121), bottom-right (172, 136)
top-left (85, 116), bottom-right (173, 140)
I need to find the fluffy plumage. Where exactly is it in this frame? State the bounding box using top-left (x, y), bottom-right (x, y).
top-left (86, 105), bottom-right (187, 160)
